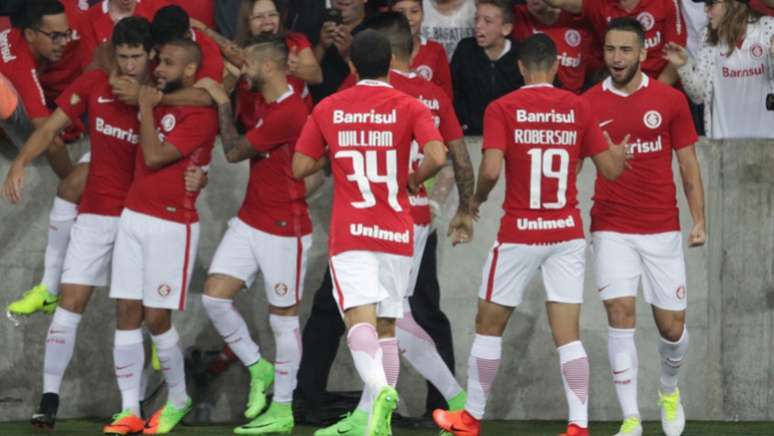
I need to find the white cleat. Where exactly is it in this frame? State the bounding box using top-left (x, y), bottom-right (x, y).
top-left (659, 388), bottom-right (686, 436)
top-left (613, 416), bottom-right (642, 436)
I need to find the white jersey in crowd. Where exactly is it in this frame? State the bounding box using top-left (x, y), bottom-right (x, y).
top-left (680, 0), bottom-right (708, 59)
top-left (421, 0), bottom-right (476, 58)
top-left (678, 17), bottom-right (774, 139)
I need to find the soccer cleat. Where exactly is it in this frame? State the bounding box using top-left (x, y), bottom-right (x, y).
top-left (151, 344), bottom-right (161, 371)
top-left (613, 416), bottom-right (643, 436)
top-left (31, 393), bottom-right (59, 429)
top-left (234, 402), bottom-right (294, 435)
top-left (143, 399), bottom-right (192, 434)
top-left (245, 359), bottom-right (275, 419)
top-left (432, 409), bottom-right (481, 436)
top-left (659, 388), bottom-right (686, 436)
top-left (447, 391), bottom-right (467, 411)
top-left (103, 410), bottom-right (146, 435)
top-left (7, 284), bottom-right (58, 315)
top-left (559, 423), bottom-right (589, 436)
top-left (313, 410), bottom-right (368, 436)
top-left (367, 386), bottom-right (398, 436)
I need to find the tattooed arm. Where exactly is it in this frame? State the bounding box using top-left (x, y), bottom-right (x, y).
top-left (447, 137), bottom-right (475, 213)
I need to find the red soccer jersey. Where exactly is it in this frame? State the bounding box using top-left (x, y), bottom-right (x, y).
top-left (0, 29), bottom-right (49, 119)
top-left (125, 105), bottom-right (218, 224)
top-left (169, 0), bottom-right (215, 29)
top-left (582, 0), bottom-right (686, 76)
top-left (39, 1), bottom-right (86, 103)
top-left (56, 70), bottom-right (138, 216)
top-left (80, 0), bottom-right (167, 67)
top-left (238, 87), bottom-right (312, 237)
top-left (583, 75), bottom-right (698, 234)
top-left (512, 5), bottom-right (594, 93)
top-left (411, 37), bottom-right (453, 98)
top-left (483, 84), bottom-right (608, 244)
top-left (295, 80), bottom-right (443, 256)
top-left (191, 28), bottom-right (223, 82)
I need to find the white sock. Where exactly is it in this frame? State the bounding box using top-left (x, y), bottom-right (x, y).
top-left (465, 334), bottom-right (502, 420)
top-left (347, 323), bottom-right (387, 398)
top-left (202, 295), bottom-right (261, 366)
top-left (658, 327), bottom-right (689, 394)
top-left (114, 329), bottom-right (144, 416)
top-left (151, 327), bottom-right (189, 409)
top-left (269, 314), bottom-right (301, 404)
top-left (43, 307), bottom-right (81, 394)
top-left (356, 336), bottom-right (399, 413)
top-left (396, 309), bottom-right (462, 400)
top-left (41, 197), bottom-right (77, 296)
top-left (558, 341), bottom-right (589, 428)
top-left (608, 327), bottom-right (639, 419)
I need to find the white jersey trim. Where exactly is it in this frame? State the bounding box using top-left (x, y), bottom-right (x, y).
top-left (602, 73), bottom-right (650, 97)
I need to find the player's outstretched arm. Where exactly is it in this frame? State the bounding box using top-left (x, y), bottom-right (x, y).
top-left (676, 145), bottom-right (706, 247)
top-left (592, 132), bottom-right (630, 181)
top-left (470, 148), bottom-right (504, 218)
top-left (138, 86), bottom-right (183, 169)
top-left (543, 0), bottom-right (583, 15)
top-left (2, 110), bottom-right (72, 204)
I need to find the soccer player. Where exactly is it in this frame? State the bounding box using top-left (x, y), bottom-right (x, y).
top-left (432, 34), bottom-right (629, 436)
top-left (543, 0), bottom-right (687, 84)
top-left (583, 17), bottom-right (705, 436)
top-left (293, 29), bottom-right (447, 436)
top-left (1, 16), bottom-right (154, 430)
top-left (106, 37), bottom-right (218, 435)
top-left (320, 13), bottom-right (473, 435)
top-left (194, 35), bottom-right (312, 435)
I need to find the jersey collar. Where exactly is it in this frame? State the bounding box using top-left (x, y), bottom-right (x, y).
top-left (275, 84), bottom-right (294, 103)
top-left (356, 79), bottom-right (393, 88)
top-left (391, 69), bottom-right (417, 79)
top-left (602, 73), bottom-right (650, 97)
top-left (494, 39), bottom-right (512, 60)
top-left (521, 83), bottom-right (554, 89)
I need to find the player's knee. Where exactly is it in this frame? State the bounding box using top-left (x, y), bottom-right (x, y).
top-left (115, 299), bottom-right (143, 330)
top-left (58, 293), bottom-right (88, 314)
top-left (657, 318), bottom-right (685, 342)
top-left (144, 311), bottom-right (172, 336)
top-left (377, 318), bottom-right (396, 338)
top-left (56, 164), bottom-right (88, 202)
top-left (605, 299), bottom-right (636, 328)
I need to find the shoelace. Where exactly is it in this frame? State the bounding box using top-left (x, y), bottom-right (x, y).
top-left (659, 395), bottom-right (678, 421)
top-left (620, 417), bottom-right (640, 433)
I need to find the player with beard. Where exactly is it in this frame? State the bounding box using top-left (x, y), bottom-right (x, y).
top-left (433, 33), bottom-right (628, 436)
top-left (194, 35), bottom-right (312, 435)
top-left (293, 29), bottom-right (447, 436)
top-left (1, 16), bottom-right (154, 432)
top-left (106, 37), bottom-right (218, 435)
top-left (582, 18), bottom-right (705, 436)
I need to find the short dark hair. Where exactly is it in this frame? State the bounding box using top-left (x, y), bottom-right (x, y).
top-left (20, 0), bottom-right (65, 30)
top-left (519, 34), bottom-right (557, 71)
top-left (363, 12), bottom-right (413, 60)
top-left (606, 17), bottom-right (645, 46)
top-left (388, 0), bottom-right (423, 8)
top-left (350, 29), bottom-right (392, 80)
top-left (150, 5), bottom-right (190, 46)
top-left (245, 33), bottom-right (289, 68)
top-left (112, 16), bottom-right (153, 52)
top-left (162, 38), bottom-right (202, 67)
top-left (477, 0), bottom-right (513, 24)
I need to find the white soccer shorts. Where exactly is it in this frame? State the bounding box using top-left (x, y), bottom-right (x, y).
top-left (404, 224), bottom-right (431, 300)
top-left (208, 217), bottom-right (312, 308)
top-left (592, 231), bottom-right (688, 311)
top-left (329, 250), bottom-right (412, 319)
top-left (110, 209), bottom-right (200, 311)
top-left (478, 239), bottom-right (587, 307)
top-left (61, 214), bottom-right (119, 287)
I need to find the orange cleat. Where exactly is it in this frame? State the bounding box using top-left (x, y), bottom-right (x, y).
top-left (432, 409), bottom-right (481, 436)
top-left (103, 411), bottom-right (145, 435)
top-left (559, 423), bottom-right (589, 436)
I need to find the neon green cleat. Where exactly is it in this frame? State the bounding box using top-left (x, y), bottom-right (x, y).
top-left (234, 402), bottom-right (293, 435)
top-left (613, 416), bottom-right (643, 436)
top-left (151, 344), bottom-right (161, 371)
top-left (367, 386), bottom-right (398, 436)
top-left (659, 388), bottom-right (685, 436)
top-left (7, 284), bottom-right (58, 315)
top-left (245, 359), bottom-right (275, 419)
top-left (142, 399), bottom-right (192, 434)
top-left (447, 390), bottom-right (467, 411)
top-left (313, 410), bottom-right (368, 436)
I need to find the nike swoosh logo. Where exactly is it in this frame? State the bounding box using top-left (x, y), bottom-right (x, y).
top-left (97, 97), bottom-right (115, 103)
top-left (597, 285), bottom-right (610, 293)
top-left (599, 119), bottom-right (614, 127)
top-left (115, 364), bottom-right (133, 370)
top-left (613, 368), bottom-right (630, 375)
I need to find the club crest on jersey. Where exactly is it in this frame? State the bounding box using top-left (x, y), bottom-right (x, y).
top-left (161, 114), bottom-right (176, 133)
top-left (636, 12), bottom-right (655, 31)
top-left (643, 110), bottom-right (662, 129)
top-left (274, 283), bottom-right (288, 297)
top-left (750, 43), bottom-right (765, 59)
top-left (564, 29), bottom-right (581, 48)
top-left (416, 65), bottom-right (434, 81)
top-left (676, 285), bottom-right (686, 300)
top-left (70, 93), bottom-right (80, 106)
top-left (157, 284), bottom-right (171, 297)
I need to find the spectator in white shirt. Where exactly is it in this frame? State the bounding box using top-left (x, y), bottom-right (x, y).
top-left (421, 0), bottom-right (476, 58)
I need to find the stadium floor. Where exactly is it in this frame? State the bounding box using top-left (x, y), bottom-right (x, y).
top-left (1, 421), bottom-right (773, 435)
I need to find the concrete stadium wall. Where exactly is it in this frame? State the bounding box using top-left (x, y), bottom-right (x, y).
top-left (0, 138), bottom-right (772, 423)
